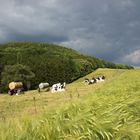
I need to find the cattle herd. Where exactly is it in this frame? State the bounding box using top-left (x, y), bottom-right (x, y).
top-left (8, 75), bottom-right (105, 95)
top-left (84, 76), bottom-right (105, 85)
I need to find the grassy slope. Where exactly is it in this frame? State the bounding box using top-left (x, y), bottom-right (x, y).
top-left (0, 68), bottom-right (140, 139)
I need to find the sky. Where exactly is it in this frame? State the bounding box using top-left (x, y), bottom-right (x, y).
top-left (0, 0), bottom-right (140, 66)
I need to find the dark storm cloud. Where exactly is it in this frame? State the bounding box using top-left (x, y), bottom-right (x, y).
top-left (0, 0), bottom-right (140, 66)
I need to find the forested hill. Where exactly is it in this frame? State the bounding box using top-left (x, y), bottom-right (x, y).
top-left (0, 42), bottom-right (133, 91)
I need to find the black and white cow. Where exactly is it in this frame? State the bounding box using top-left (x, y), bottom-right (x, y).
top-left (94, 76), bottom-right (105, 83)
top-left (84, 76), bottom-right (105, 85)
top-left (51, 82), bottom-right (66, 93)
top-left (84, 78), bottom-right (96, 85)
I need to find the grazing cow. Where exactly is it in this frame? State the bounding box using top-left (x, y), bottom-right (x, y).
top-left (38, 82), bottom-right (49, 92)
top-left (84, 78), bottom-right (96, 85)
top-left (51, 82), bottom-right (66, 93)
top-left (93, 76), bottom-right (105, 83)
top-left (84, 76), bottom-right (105, 85)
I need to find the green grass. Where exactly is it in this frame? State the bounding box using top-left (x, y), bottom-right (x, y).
top-left (0, 68), bottom-right (140, 140)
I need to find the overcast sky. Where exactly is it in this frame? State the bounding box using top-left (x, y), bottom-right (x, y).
top-left (0, 0), bottom-right (140, 66)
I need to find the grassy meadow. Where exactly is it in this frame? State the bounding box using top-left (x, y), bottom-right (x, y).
top-left (0, 68), bottom-right (140, 140)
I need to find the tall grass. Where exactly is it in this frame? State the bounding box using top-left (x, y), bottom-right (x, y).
top-left (0, 69), bottom-right (140, 140)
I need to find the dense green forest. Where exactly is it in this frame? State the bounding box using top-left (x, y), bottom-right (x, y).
top-left (0, 42), bottom-right (133, 92)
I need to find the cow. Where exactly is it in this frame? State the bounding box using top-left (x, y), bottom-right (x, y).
top-left (94, 76), bottom-right (105, 83)
top-left (51, 82), bottom-right (66, 93)
top-left (84, 76), bottom-right (105, 85)
top-left (84, 78), bottom-right (96, 85)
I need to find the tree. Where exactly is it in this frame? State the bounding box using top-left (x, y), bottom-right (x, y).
top-left (1, 64), bottom-right (35, 92)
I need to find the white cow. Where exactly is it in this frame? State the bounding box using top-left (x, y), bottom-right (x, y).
top-left (51, 82), bottom-right (66, 93)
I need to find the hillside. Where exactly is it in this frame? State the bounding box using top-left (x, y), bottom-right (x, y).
top-left (0, 68), bottom-right (139, 139)
top-left (0, 42), bottom-right (133, 92)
